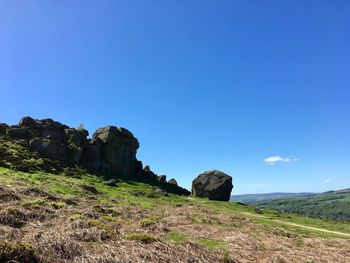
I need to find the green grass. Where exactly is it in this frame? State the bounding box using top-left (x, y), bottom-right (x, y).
top-left (190, 197), bottom-right (350, 238)
top-left (21, 199), bottom-right (65, 210)
top-left (252, 192), bottom-right (350, 222)
top-left (102, 215), bottom-right (125, 224)
top-left (166, 231), bottom-right (228, 252)
top-left (166, 231), bottom-right (189, 244)
top-left (139, 217), bottom-right (159, 227)
top-left (69, 214), bottom-right (84, 221)
top-left (50, 182), bottom-right (83, 196)
top-left (197, 239), bottom-right (226, 250)
top-left (1, 166), bottom-right (350, 239)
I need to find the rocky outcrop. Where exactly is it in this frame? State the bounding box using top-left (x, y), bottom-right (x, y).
top-left (192, 170), bottom-right (233, 201)
top-left (91, 126), bottom-right (139, 177)
top-left (0, 117), bottom-right (141, 177)
top-left (0, 116), bottom-right (190, 196)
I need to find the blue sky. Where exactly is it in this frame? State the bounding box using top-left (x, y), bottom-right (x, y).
top-left (1, 1), bottom-right (350, 194)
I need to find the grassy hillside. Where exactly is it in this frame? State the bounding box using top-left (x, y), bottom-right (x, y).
top-left (252, 190), bottom-right (350, 222)
top-left (1, 167), bottom-right (350, 262)
top-left (231, 192), bottom-right (316, 203)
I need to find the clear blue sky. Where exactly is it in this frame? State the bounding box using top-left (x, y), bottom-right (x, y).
top-left (1, 1), bottom-right (350, 194)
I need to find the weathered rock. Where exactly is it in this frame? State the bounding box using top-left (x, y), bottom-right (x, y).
top-left (168, 178), bottom-right (178, 185)
top-left (6, 127), bottom-right (31, 139)
top-left (79, 129), bottom-right (89, 139)
top-left (136, 160), bottom-right (143, 175)
top-left (65, 129), bottom-right (83, 145)
top-left (41, 127), bottom-right (63, 141)
top-left (158, 175), bottom-right (166, 182)
top-left (105, 179), bottom-right (118, 187)
top-left (0, 123), bottom-right (8, 135)
top-left (40, 118), bottom-right (55, 127)
top-left (91, 126), bottom-right (139, 177)
top-left (81, 143), bottom-right (101, 166)
top-left (19, 116), bottom-right (36, 127)
top-left (140, 165), bottom-right (158, 181)
top-left (191, 170), bottom-right (233, 201)
top-left (1, 116), bottom-right (189, 196)
top-left (29, 138), bottom-right (60, 159)
top-left (67, 144), bottom-right (82, 163)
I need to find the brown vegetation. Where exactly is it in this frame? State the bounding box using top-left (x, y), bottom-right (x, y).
top-left (0, 182), bottom-right (350, 262)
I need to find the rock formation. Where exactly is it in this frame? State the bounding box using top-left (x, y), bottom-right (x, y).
top-left (192, 170), bottom-right (233, 201)
top-left (0, 117), bottom-right (190, 196)
top-left (91, 126), bottom-right (139, 177)
top-left (168, 178), bottom-right (178, 185)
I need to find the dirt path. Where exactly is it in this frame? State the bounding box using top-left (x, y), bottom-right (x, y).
top-left (239, 212), bottom-right (350, 237)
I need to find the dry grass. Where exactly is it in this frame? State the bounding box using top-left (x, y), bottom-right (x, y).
top-left (0, 182), bottom-right (350, 263)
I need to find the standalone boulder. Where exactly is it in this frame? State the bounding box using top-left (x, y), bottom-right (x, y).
top-left (191, 170), bottom-right (233, 201)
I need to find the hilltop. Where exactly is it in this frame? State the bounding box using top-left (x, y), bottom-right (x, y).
top-left (231, 192), bottom-right (316, 203)
top-left (250, 188), bottom-right (350, 223)
top-left (1, 118), bottom-right (350, 262)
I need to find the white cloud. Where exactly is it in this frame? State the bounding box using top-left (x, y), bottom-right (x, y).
top-left (264, 155), bottom-right (299, 165)
top-left (323, 179), bottom-right (331, 184)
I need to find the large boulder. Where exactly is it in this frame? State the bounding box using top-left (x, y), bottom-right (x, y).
top-left (191, 170), bottom-right (233, 201)
top-left (91, 126), bottom-right (139, 177)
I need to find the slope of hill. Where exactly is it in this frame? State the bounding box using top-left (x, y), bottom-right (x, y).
top-left (1, 167), bottom-right (350, 263)
top-left (252, 190), bottom-right (350, 222)
top-left (231, 192), bottom-right (316, 203)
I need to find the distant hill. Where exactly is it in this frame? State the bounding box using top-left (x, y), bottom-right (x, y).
top-left (250, 188), bottom-right (350, 222)
top-left (231, 192), bottom-right (316, 203)
top-left (334, 188), bottom-right (350, 194)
